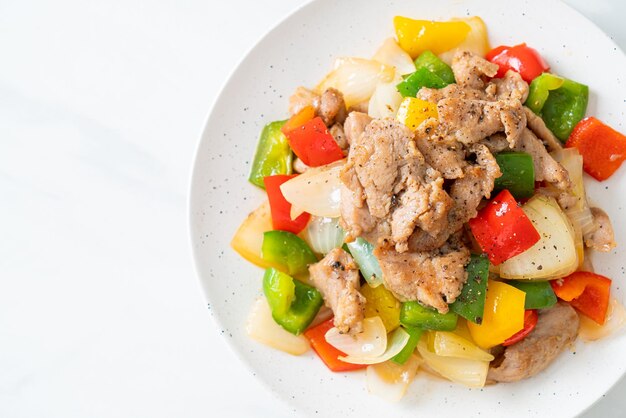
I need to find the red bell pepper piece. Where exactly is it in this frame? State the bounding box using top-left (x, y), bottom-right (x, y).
top-left (565, 117), bottom-right (626, 181)
top-left (468, 189), bottom-right (541, 265)
top-left (282, 114), bottom-right (344, 167)
top-left (303, 318), bottom-right (367, 372)
top-left (551, 271), bottom-right (612, 325)
top-left (263, 175), bottom-right (310, 234)
top-left (502, 310), bottom-right (538, 346)
top-left (486, 43), bottom-right (549, 82)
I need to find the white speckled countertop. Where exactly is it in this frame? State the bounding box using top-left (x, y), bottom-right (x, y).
top-left (1, 0), bottom-right (624, 416)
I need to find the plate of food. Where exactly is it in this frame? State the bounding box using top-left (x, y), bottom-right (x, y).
top-left (189, 0), bottom-right (626, 416)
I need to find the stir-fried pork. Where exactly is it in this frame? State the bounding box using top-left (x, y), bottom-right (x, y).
top-left (288, 87), bottom-right (347, 126)
top-left (375, 234), bottom-right (470, 313)
top-left (340, 118), bottom-right (453, 253)
top-left (585, 207), bottom-right (617, 252)
top-left (343, 111), bottom-right (372, 146)
top-left (309, 248), bottom-right (366, 334)
top-left (488, 302), bottom-right (579, 383)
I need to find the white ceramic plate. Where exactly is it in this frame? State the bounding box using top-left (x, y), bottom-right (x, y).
top-left (190, 0), bottom-right (626, 416)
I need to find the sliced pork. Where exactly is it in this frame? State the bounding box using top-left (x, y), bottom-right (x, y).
top-left (340, 118), bottom-right (453, 253)
top-left (514, 128), bottom-right (571, 190)
top-left (308, 248), bottom-right (366, 334)
top-left (584, 207), bottom-right (617, 252)
top-left (488, 302), bottom-right (579, 383)
top-left (375, 234), bottom-right (470, 313)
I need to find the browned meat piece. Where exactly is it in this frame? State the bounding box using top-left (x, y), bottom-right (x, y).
top-left (375, 234), bottom-right (470, 312)
top-left (488, 302), bottom-right (579, 383)
top-left (308, 248), bottom-right (366, 334)
top-left (584, 207), bottom-right (617, 252)
top-left (492, 70), bottom-right (529, 102)
top-left (437, 98), bottom-right (526, 147)
top-left (339, 182), bottom-right (378, 239)
top-left (524, 107), bottom-right (563, 152)
top-left (417, 83), bottom-right (492, 103)
top-left (343, 112), bottom-right (372, 146)
top-left (448, 144), bottom-right (501, 224)
top-left (319, 88), bottom-right (347, 126)
top-left (480, 133), bottom-right (510, 154)
top-left (288, 87), bottom-right (347, 126)
top-left (416, 137), bottom-right (468, 180)
top-left (340, 119), bottom-right (452, 252)
top-left (408, 144), bottom-right (500, 252)
top-left (452, 50), bottom-right (499, 90)
top-left (330, 123), bottom-right (349, 151)
top-left (514, 128), bottom-right (571, 190)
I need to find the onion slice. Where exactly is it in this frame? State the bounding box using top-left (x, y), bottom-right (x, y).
top-left (325, 316), bottom-right (387, 358)
top-left (416, 340), bottom-right (488, 388)
top-left (366, 355), bottom-right (422, 402)
top-left (499, 195), bottom-right (578, 280)
top-left (372, 38), bottom-right (416, 76)
top-left (317, 58), bottom-right (395, 107)
top-left (368, 78), bottom-right (404, 119)
top-left (551, 148), bottom-right (596, 236)
top-left (246, 298), bottom-right (310, 356)
top-left (305, 216), bottom-right (345, 255)
top-left (339, 327), bottom-right (410, 365)
top-left (432, 331), bottom-right (494, 362)
top-left (280, 160), bottom-right (344, 218)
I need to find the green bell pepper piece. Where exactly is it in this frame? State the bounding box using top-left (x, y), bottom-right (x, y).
top-left (525, 74), bottom-right (589, 142)
top-left (261, 230), bottom-right (318, 276)
top-left (414, 51), bottom-right (455, 85)
top-left (525, 73), bottom-right (564, 114)
top-left (493, 152), bottom-right (535, 199)
top-left (345, 237), bottom-right (383, 287)
top-left (400, 301), bottom-right (458, 331)
top-left (263, 268), bottom-right (295, 317)
top-left (396, 51), bottom-right (455, 98)
top-left (450, 254), bottom-right (489, 324)
top-left (262, 268), bottom-right (323, 335)
top-left (508, 280), bottom-right (557, 310)
top-left (541, 79), bottom-right (589, 141)
top-left (248, 120), bottom-right (292, 188)
top-left (391, 326), bottom-right (423, 365)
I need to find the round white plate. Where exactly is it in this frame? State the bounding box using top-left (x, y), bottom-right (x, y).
top-left (190, 0), bottom-right (626, 416)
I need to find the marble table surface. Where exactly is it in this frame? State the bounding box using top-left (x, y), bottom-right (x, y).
top-left (1, 0), bottom-right (624, 416)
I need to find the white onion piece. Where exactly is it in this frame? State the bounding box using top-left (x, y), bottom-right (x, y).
top-left (416, 340), bottom-right (488, 388)
top-left (317, 57), bottom-right (395, 107)
top-left (280, 160), bottom-right (344, 218)
top-left (306, 216), bottom-right (345, 254)
top-left (433, 331), bottom-right (494, 362)
top-left (339, 327), bottom-right (410, 365)
top-left (368, 78), bottom-right (404, 119)
top-left (499, 195), bottom-right (578, 280)
top-left (551, 148), bottom-right (596, 236)
top-left (372, 38), bottom-right (416, 76)
top-left (325, 316), bottom-right (387, 358)
top-left (578, 298), bottom-right (626, 342)
top-left (366, 355), bottom-right (422, 402)
top-left (439, 17), bottom-right (490, 65)
top-left (246, 298), bottom-right (310, 356)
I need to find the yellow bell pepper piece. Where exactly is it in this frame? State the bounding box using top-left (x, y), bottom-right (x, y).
top-left (394, 16), bottom-right (471, 58)
top-left (230, 201), bottom-right (282, 270)
top-left (467, 280), bottom-right (526, 349)
top-left (396, 97), bottom-right (438, 131)
top-left (361, 283), bottom-right (401, 332)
